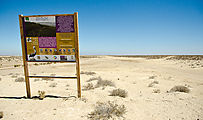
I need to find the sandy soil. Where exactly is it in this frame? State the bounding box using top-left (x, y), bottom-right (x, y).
top-left (0, 55), bottom-right (203, 120)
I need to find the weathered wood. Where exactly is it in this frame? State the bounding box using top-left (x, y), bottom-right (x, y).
top-left (23, 14), bottom-right (74, 17)
top-left (19, 15), bottom-right (31, 98)
top-left (74, 12), bottom-right (81, 98)
top-left (29, 76), bottom-right (77, 79)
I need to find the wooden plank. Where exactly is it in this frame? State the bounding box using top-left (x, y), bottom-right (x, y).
top-left (27, 60), bottom-right (76, 63)
top-left (74, 12), bottom-right (81, 98)
top-left (23, 14), bottom-right (74, 17)
top-left (19, 15), bottom-right (31, 98)
top-left (29, 76), bottom-right (77, 79)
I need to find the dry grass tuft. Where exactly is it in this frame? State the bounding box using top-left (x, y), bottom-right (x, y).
top-left (88, 101), bottom-right (126, 120)
top-left (11, 75), bottom-right (18, 78)
top-left (109, 89), bottom-right (128, 98)
top-left (87, 76), bottom-right (102, 82)
top-left (34, 78), bottom-right (40, 82)
top-left (153, 89), bottom-right (160, 93)
top-left (0, 111), bottom-right (3, 119)
top-left (38, 90), bottom-right (46, 100)
top-left (95, 79), bottom-right (115, 89)
top-left (15, 77), bottom-right (25, 82)
top-left (81, 71), bottom-right (96, 75)
top-left (148, 80), bottom-right (159, 87)
top-left (169, 85), bottom-right (190, 93)
top-left (149, 75), bottom-right (156, 79)
top-left (83, 83), bottom-right (94, 90)
top-left (49, 83), bottom-right (57, 87)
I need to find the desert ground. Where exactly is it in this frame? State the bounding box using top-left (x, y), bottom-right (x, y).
top-left (0, 55), bottom-right (203, 120)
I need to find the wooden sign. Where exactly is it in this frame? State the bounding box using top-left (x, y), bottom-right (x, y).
top-left (19, 12), bottom-right (81, 98)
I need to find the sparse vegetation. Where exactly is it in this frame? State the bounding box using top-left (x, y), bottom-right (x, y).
top-left (153, 89), bottom-right (160, 93)
top-left (169, 85), bottom-right (190, 93)
top-left (34, 78), bottom-right (40, 82)
top-left (81, 71), bottom-right (96, 75)
top-left (149, 75), bottom-right (156, 79)
top-left (80, 55), bottom-right (101, 58)
top-left (111, 55), bottom-right (203, 60)
top-left (14, 64), bottom-right (21, 67)
top-left (15, 77), bottom-right (25, 82)
top-left (11, 75), bottom-right (17, 78)
top-left (95, 78), bottom-right (115, 88)
top-left (109, 89), bottom-right (128, 98)
top-left (49, 83), bottom-right (57, 87)
top-left (88, 101), bottom-right (126, 120)
top-left (148, 80), bottom-right (159, 87)
top-left (87, 76), bottom-right (102, 82)
top-left (83, 83), bottom-right (94, 90)
top-left (38, 90), bottom-right (46, 100)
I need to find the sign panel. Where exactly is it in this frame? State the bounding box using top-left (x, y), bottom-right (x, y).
top-left (22, 15), bottom-right (76, 61)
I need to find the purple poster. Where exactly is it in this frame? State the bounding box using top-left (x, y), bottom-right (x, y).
top-left (38, 37), bottom-right (57, 48)
top-left (56, 16), bottom-right (75, 33)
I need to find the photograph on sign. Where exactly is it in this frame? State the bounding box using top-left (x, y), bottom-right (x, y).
top-left (23, 15), bottom-right (76, 61)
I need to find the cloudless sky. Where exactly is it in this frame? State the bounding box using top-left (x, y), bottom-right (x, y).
top-left (0, 0), bottom-right (203, 55)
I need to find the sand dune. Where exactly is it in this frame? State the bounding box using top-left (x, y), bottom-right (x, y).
top-left (0, 55), bottom-right (203, 120)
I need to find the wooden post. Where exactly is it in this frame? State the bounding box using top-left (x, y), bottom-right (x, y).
top-left (74, 12), bottom-right (81, 98)
top-left (19, 15), bottom-right (31, 98)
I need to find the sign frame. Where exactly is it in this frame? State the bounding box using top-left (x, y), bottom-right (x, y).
top-left (19, 12), bottom-right (81, 98)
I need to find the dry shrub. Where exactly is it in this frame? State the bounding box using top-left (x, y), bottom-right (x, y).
top-left (148, 80), bottom-right (159, 87)
top-left (0, 111), bottom-right (3, 119)
top-left (153, 89), bottom-right (160, 93)
top-left (87, 76), bottom-right (102, 82)
top-left (83, 83), bottom-right (94, 91)
top-left (11, 75), bottom-right (18, 78)
top-left (0, 78), bottom-right (1, 81)
top-left (34, 78), bottom-right (40, 82)
top-left (81, 71), bottom-right (96, 75)
top-left (38, 90), bottom-right (46, 100)
top-left (15, 77), bottom-right (25, 82)
top-left (169, 85), bottom-right (190, 93)
top-left (88, 101), bottom-right (126, 120)
top-left (109, 89), bottom-right (128, 98)
top-left (14, 64), bottom-right (20, 67)
top-left (149, 75), bottom-right (156, 79)
top-left (95, 79), bottom-right (115, 88)
top-left (8, 73), bottom-right (13, 75)
top-left (49, 83), bottom-right (57, 87)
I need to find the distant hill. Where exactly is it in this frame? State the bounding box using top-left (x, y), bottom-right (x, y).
top-left (25, 22), bottom-right (56, 37)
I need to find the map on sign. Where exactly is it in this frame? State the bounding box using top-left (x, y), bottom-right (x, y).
top-left (23, 15), bottom-right (76, 61)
